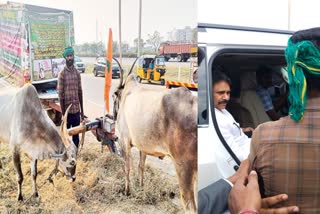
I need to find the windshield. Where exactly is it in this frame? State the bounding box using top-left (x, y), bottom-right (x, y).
top-left (112, 61), bottom-right (119, 68)
top-left (155, 57), bottom-right (165, 66)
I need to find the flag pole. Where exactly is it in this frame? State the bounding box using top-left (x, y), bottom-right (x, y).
top-left (104, 29), bottom-right (113, 126)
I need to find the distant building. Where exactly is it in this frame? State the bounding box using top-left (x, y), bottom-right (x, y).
top-left (170, 27), bottom-right (194, 43)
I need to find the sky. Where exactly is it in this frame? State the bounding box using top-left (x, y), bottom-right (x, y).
top-left (2, 0), bottom-right (319, 46)
top-left (0, 0), bottom-right (197, 45)
top-left (198, 0), bottom-right (320, 32)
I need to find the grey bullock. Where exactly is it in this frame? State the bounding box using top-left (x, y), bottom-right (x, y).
top-left (0, 84), bottom-right (77, 201)
top-left (113, 74), bottom-right (198, 213)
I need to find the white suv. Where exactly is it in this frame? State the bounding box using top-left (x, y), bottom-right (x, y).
top-left (198, 23), bottom-right (293, 190)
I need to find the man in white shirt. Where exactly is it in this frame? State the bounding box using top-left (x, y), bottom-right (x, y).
top-left (213, 71), bottom-right (253, 161)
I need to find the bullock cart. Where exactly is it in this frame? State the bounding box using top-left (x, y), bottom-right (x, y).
top-left (67, 114), bottom-right (119, 154)
top-left (32, 79), bottom-right (118, 154)
top-left (32, 80), bottom-right (63, 125)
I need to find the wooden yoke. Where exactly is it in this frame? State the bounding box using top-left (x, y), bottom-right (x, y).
top-left (67, 123), bottom-right (87, 136)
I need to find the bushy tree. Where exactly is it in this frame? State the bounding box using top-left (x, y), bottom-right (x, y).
top-left (146, 31), bottom-right (163, 52)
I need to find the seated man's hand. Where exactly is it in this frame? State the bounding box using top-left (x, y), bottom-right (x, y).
top-left (228, 170), bottom-right (299, 214)
top-left (260, 194), bottom-right (299, 214)
top-left (241, 127), bottom-right (255, 132)
top-left (227, 159), bottom-right (250, 185)
top-left (228, 170), bottom-right (261, 214)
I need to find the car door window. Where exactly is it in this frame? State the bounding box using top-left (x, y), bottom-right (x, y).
top-left (198, 47), bottom-right (208, 126)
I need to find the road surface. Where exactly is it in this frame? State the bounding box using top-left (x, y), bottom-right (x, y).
top-left (81, 73), bottom-right (119, 119)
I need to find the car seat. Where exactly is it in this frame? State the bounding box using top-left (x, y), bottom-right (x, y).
top-left (239, 71), bottom-right (270, 128)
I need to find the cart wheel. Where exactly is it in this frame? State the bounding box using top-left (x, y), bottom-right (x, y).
top-left (161, 79), bottom-right (165, 86)
top-left (137, 76), bottom-right (142, 83)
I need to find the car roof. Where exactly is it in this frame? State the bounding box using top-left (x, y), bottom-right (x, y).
top-left (198, 23), bottom-right (293, 47)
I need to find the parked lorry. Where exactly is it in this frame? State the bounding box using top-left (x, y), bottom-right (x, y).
top-left (158, 42), bottom-right (197, 62)
top-left (0, 2), bottom-right (75, 123)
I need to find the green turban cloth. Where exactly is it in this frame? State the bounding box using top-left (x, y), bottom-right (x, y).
top-left (63, 47), bottom-right (74, 58)
top-left (285, 36), bottom-right (320, 121)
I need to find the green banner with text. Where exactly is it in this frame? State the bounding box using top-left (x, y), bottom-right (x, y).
top-left (28, 11), bottom-right (74, 60)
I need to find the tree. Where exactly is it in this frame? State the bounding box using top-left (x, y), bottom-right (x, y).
top-left (112, 41), bottom-right (119, 54)
top-left (121, 42), bottom-right (129, 53)
top-left (82, 43), bottom-right (90, 55)
top-left (133, 38), bottom-right (145, 50)
top-left (146, 31), bottom-right (163, 52)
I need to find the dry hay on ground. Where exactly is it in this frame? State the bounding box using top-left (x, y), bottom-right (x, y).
top-left (0, 134), bottom-right (183, 213)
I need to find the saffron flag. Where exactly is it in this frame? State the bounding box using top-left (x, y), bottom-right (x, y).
top-left (104, 28), bottom-right (113, 112)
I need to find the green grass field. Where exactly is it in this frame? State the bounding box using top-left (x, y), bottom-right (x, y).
top-left (85, 63), bottom-right (193, 83)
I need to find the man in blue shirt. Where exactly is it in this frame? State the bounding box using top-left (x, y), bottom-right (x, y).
top-left (256, 65), bottom-right (286, 120)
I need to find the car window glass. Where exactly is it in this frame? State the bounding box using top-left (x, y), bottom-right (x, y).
top-left (198, 47), bottom-right (208, 126)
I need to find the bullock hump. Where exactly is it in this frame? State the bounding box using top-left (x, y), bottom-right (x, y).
top-left (161, 87), bottom-right (197, 131)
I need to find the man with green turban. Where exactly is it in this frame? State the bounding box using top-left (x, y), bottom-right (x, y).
top-left (63, 46), bottom-right (74, 59)
top-left (248, 27), bottom-right (320, 213)
top-left (58, 46), bottom-right (84, 149)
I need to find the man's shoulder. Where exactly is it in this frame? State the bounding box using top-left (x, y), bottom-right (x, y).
top-left (253, 116), bottom-right (289, 142)
top-left (259, 116), bottom-right (288, 128)
top-left (59, 66), bottom-right (67, 74)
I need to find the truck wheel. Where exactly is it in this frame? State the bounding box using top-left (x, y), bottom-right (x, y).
top-left (161, 79), bottom-right (165, 86)
top-left (165, 57), bottom-right (170, 62)
top-left (137, 76), bottom-right (142, 83)
top-left (176, 55), bottom-right (182, 62)
top-left (94, 69), bottom-right (98, 77)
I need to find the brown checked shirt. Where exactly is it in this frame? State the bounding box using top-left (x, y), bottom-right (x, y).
top-left (58, 65), bottom-right (82, 114)
top-left (249, 97), bottom-right (320, 213)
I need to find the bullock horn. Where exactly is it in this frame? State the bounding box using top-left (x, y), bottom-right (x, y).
top-left (127, 57), bottom-right (139, 86)
top-left (128, 57), bottom-right (138, 76)
top-left (112, 57), bottom-right (124, 89)
top-left (112, 56), bottom-right (139, 90)
top-left (60, 104), bottom-right (72, 147)
top-left (51, 149), bottom-right (66, 159)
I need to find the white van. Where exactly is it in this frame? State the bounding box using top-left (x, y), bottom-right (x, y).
top-left (198, 23), bottom-right (293, 190)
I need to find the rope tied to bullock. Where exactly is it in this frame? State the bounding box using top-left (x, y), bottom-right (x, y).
top-left (285, 33), bottom-right (320, 121)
